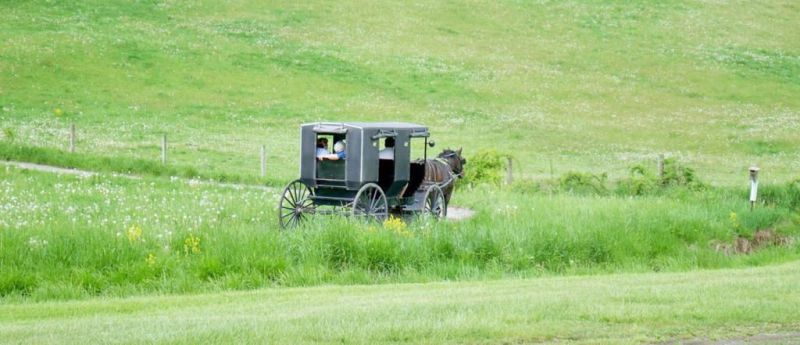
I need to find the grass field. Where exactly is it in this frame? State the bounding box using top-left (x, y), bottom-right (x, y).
top-left (1, 166), bottom-right (798, 301)
top-left (2, 262), bottom-right (800, 344)
top-left (2, 1), bottom-right (800, 343)
top-left (2, 0), bottom-right (799, 184)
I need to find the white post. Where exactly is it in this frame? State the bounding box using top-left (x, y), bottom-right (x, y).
top-left (260, 145), bottom-right (267, 177)
top-left (69, 123), bottom-right (76, 153)
top-left (749, 166), bottom-right (759, 211)
top-left (161, 133), bottom-right (167, 165)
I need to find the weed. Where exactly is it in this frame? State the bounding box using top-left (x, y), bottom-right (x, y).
top-left (2, 128), bottom-right (15, 142)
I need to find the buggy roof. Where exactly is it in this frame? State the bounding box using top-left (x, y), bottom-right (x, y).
top-left (303, 122), bottom-right (429, 136)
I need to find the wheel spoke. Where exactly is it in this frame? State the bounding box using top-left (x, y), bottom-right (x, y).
top-left (298, 186), bottom-right (308, 201)
top-left (369, 190), bottom-right (380, 212)
top-left (292, 184), bottom-right (301, 204)
top-left (282, 194), bottom-right (296, 208)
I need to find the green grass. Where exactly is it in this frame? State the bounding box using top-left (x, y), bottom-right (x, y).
top-left (3, 2), bottom-right (800, 341)
top-left (0, 141), bottom-right (281, 185)
top-left (1, 1), bottom-right (799, 184)
top-left (2, 167), bottom-right (798, 301)
top-left (2, 261), bottom-right (799, 344)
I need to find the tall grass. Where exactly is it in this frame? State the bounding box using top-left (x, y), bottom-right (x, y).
top-left (1, 168), bottom-right (798, 301)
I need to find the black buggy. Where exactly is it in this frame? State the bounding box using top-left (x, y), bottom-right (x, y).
top-left (278, 122), bottom-right (450, 229)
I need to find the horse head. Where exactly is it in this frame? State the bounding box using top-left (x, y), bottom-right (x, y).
top-left (438, 148), bottom-right (466, 178)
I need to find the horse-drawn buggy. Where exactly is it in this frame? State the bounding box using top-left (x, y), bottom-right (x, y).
top-left (278, 122), bottom-right (465, 229)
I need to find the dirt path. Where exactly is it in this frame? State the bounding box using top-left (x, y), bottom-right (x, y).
top-left (2, 160), bottom-right (476, 220)
top-left (1, 160), bottom-right (99, 177)
top-left (0, 160), bottom-right (268, 191)
top-left (447, 206), bottom-right (475, 221)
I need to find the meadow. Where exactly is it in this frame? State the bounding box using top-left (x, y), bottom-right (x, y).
top-left (2, 1), bottom-right (800, 342)
top-left (1, 0), bottom-right (799, 184)
top-left (1, 166), bottom-right (798, 301)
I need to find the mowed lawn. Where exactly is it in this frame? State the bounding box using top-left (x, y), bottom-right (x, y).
top-left (2, 261), bottom-right (799, 344)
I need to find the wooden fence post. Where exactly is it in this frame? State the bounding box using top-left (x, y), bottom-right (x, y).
top-left (506, 157), bottom-right (513, 185)
top-left (161, 133), bottom-right (167, 165)
top-left (260, 145), bottom-right (267, 177)
top-left (69, 123), bottom-right (76, 153)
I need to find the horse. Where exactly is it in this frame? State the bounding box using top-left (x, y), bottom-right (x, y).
top-left (423, 148), bottom-right (466, 204)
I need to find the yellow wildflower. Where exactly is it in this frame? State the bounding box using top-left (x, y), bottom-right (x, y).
top-left (729, 211), bottom-right (740, 230)
top-left (184, 234), bottom-right (201, 255)
top-left (54, 108), bottom-right (63, 117)
top-left (145, 253), bottom-right (157, 268)
top-left (383, 216), bottom-right (413, 238)
top-left (126, 224), bottom-right (142, 243)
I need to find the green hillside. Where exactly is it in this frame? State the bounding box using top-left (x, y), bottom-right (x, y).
top-left (2, 1), bottom-right (799, 184)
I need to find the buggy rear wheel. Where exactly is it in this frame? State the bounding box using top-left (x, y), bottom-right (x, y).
top-left (423, 185), bottom-right (447, 218)
top-left (278, 180), bottom-right (315, 229)
top-left (352, 183), bottom-right (388, 222)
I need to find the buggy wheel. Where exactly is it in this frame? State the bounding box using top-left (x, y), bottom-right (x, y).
top-left (423, 185), bottom-right (447, 219)
top-left (278, 180), bottom-right (315, 229)
top-left (352, 183), bottom-right (388, 222)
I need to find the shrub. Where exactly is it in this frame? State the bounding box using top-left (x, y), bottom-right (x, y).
top-left (616, 164), bottom-right (659, 196)
top-left (464, 149), bottom-right (506, 186)
top-left (558, 171), bottom-right (608, 195)
top-left (616, 158), bottom-right (705, 196)
top-left (661, 158), bottom-right (703, 189)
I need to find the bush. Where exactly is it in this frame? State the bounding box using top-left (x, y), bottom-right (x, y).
top-left (616, 164), bottom-right (659, 196)
top-left (616, 158), bottom-right (704, 196)
top-left (463, 149), bottom-right (506, 186)
top-left (661, 158), bottom-right (703, 189)
top-left (559, 171), bottom-right (608, 195)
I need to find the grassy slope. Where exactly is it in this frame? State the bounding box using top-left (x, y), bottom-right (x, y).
top-left (2, 261), bottom-right (800, 344)
top-left (1, 1), bottom-right (799, 184)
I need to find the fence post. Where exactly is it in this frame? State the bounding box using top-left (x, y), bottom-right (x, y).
top-left (749, 166), bottom-right (759, 211)
top-left (657, 154), bottom-right (664, 180)
top-left (161, 133), bottom-right (167, 165)
top-left (260, 145), bottom-right (267, 177)
top-left (506, 157), bottom-right (513, 185)
top-left (69, 123), bottom-right (76, 153)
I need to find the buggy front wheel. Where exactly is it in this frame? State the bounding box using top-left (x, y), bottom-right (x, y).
top-left (423, 185), bottom-right (447, 219)
top-left (278, 180), bottom-right (315, 229)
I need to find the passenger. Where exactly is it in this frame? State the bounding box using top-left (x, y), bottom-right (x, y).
top-left (318, 140), bottom-right (346, 161)
top-left (316, 138), bottom-right (330, 157)
top-left (379, 137), bottom-right (394, 159)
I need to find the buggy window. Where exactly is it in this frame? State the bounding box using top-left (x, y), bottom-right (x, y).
top-left (378, 137), bottom-right (395, 160)
top-left (409, 137), bottom-right (428, 162)
top-left (315, 132), bottom-right (347, 182)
